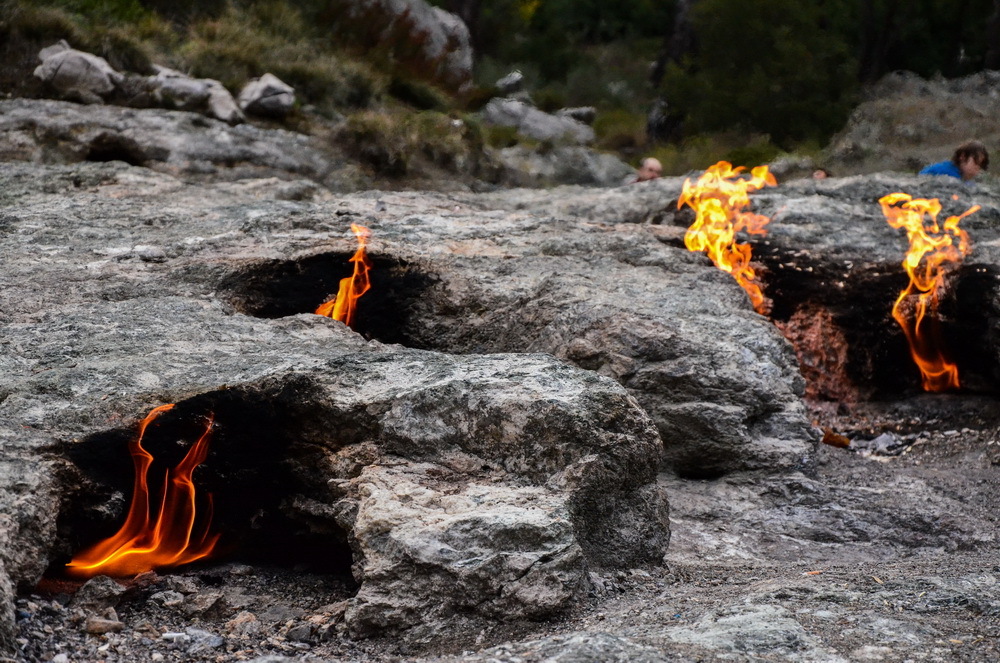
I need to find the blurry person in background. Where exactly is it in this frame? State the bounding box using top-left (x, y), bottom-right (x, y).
top-left (625, 157), bottom-right (663, 184)
top-left (919, 140), bottom-right (989, 182)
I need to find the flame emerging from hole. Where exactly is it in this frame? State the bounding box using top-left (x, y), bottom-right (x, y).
top-left (66, 404), bottom-right (220, 579)
top-left (678, 161), bottom-right (777, 313)
top-left (316, 224), bottom-right (372, 328)
top-left (879, 192), bottom-right (979, 392)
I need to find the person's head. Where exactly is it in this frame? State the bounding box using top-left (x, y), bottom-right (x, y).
top-left (952, 140), bottom-right (989, 180)
top-left (636, 157), bottom-right (663, 182)
top-left (812, 168), bottom-right (831, 180)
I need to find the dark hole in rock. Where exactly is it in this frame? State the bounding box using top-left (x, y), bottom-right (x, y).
top-left (218, 253), bottom-right (437, 346)
top-left (85, 133), bottom-right (147, 167)
top-left (49, 386), bottom-right (356, 585)
top-left (757, 241), bottom-right (1000, 399)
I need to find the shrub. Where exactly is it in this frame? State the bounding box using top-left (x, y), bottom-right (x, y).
top-left (644, 133), bottom-right (781, 177)
top-left (335, 110), bottom-right (490, 178)
top-left (336, 111), bottom-right (412, 176)
top-left (388, 76), bottom-right (449, 111)
top-left (483, 124), bottom-right (521, 149)
top-left (531, 88), bottom-right (566, 113)
top-left (82, 24), bottom-right (157, 73)
top-left (593, 109), bottom-right (646, 151)
top-left (180, 4), bottom-right (384, 111)
top-left (0, 3), bottom-right (82, 43)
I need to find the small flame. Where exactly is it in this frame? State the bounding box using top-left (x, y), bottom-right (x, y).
top-left (678, 161), bottom-right (777, 313)
top-left (879, 193), bottom-right (978, 391)
top-left (316, 224), bottom-right (372, 328)
top-left (66, 405), bottom-right (220, 578)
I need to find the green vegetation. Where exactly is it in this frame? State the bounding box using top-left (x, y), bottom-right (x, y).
top-left (434, 0), bottom-right (998, 172)
top-left (3, 0), bottom-right (998, 177)
top-left (335, 110), bottom-right (488, 178)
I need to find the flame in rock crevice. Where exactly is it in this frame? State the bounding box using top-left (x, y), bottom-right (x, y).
top-left (678, 161), bottom-right (777, 313)
top-left (316, 224), bottom-right (372, 328)
top-left (879, 192), bottom-right (978, 391)
top-left (66, 404), bottom-right (220, 579)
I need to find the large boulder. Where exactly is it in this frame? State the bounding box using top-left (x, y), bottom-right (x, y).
top-left (33, 40), bottom-right (123, 101)
top-left (0, 99), bottom-right (326, 183)
top-left (323, 0), bottom-right (473, 92)
top-left (139, 65), bottom-right (245, 124)
top-left (0, 147), bottom-right (817, 480)
top-left (749, 173), bottom-right (1000, 399)
top-left (0, 161), bottom-right (671, 648)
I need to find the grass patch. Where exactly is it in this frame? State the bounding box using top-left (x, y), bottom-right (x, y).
top-left (644, 133), bottom-right (783, 176)
top-left (181, 4), bottom-right (385, 112)
top-left (593, 109), bottom-right (645, 152)
top-left (336, 109), bottom-right (489, 178)
top-left (3, 0), bottom-right (390, 115)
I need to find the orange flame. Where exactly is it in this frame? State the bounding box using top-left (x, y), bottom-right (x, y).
top-left (316, 224), bottom-right (372, 328)
top-left (678, 161), bottom-right (777, 313)
top-left (67, 404), bottom-right (220, 578)
top-left (879, 193), bottom-right (978, 391)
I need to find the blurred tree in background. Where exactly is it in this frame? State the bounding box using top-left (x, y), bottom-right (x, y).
top-left (434, 0), bottom-right (998, 153)
top-left (659, 0), bottom-right (859, 147)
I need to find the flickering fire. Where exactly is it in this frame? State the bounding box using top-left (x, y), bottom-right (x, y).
top-left (315, 224), bottom-right (372, 328)
top-left (879, 192), bottom-right (979, 391)
top-left (66, 404), bottom-right (220, 578)
top-left (678, 161), bottom-right (777, 313)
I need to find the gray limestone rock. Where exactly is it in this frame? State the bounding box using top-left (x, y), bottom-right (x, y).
top-left (33, 40), bottom-right (123, 99)
top-left (481, 97), bottom-right (596, 144)
top-left (496, 145), bottom-right (634, 187)
top-left (238, 73), bottom-right (296, 119)
top-left (495, 70), bottom-right (524, 95)
top-left (324, 0), bottom-right (473, 92)
top-left (0, 159), bottom-right (675, 645)
top-left (0, 99), bottom-right (322, 182)
top-left (146, 65), bottom-right (212, 111)
top-left (556, 106), bottom-right (598, 125)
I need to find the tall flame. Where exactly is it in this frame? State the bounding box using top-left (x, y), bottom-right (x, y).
top-left (316, 224), bottom-right (372, 328)
top-left (678, 161), bottom-right (777, 313)
top-left (879, 192), bottom-right (978, 391)
top-left (67, 404), bottom-right (220, 578)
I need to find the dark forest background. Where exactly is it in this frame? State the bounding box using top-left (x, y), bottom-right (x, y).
top-left (432, 0), bottom-right (1000, 161)
top-left (3, 0), bottom-right (999, 173)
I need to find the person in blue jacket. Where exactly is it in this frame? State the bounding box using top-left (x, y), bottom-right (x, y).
top-left (919, 140), bottom-right (989, 181)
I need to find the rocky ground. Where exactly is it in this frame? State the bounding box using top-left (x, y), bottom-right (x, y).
top-left (3, 95), bottom-right (1000, 663)
top-left (14, 399), bottom-right (1000, 663)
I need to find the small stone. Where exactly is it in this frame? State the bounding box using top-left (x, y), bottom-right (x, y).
top-left (85, 616), bottom-right (124, 634)
top-left (286, 623), bottom-right (313, 642)
top-left (259, 604), bottom-right (306, 624)
top-left (132, 571), bottom-right (159, 588)
top-left (186, 627), bottom-right (224, 654)
top-left (134, 245), bottom-right (167, 262)
top-left (166, 576), bottom-right (199, 594)
top-left (182, 591), bottom-right (225, 617)
top-left (151, 654), bottom-right (165, 662)
top-left (71, 576), bottom-right (125, 611)
top-left (149, 590), bottom-right (185, 607)
top-left (162, 632), bottom-right (191, 645)
top-left (224, 610), bottom-right (260, 638)
top-left (51, 654), bottom-right (70, 663)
